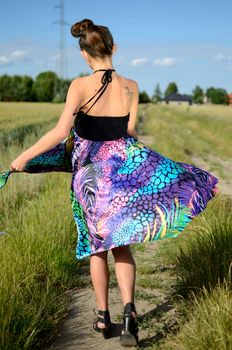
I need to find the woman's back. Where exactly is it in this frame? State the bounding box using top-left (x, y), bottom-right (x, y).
top-left (73, 69), bottom-right (134, 141)
top-left (75, 70), bottom-right (136, 117)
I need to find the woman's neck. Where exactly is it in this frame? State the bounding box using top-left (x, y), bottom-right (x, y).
top-left (90, 59), bottom-right (114, 72)
top-left (93, 65), bottom-right (114, 71)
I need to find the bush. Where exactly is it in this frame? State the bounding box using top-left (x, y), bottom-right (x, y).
top-left (206, 87), bottom-right (228, 104)
top-left (139, 90), bottom-right (151, 103)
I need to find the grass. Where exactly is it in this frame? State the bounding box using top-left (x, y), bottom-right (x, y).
top-left (0, 102), bottom-right (80, 349)
top-left (160, 282), bottom-right (232, 350)
top-left (136, 195), bottom-right (232, 349)
top-left (0, 102), bottom-right (231, 349)
top-left (0, 102), bottom-right (62, 130)
top-left (0, 174), bottom-right (78, 349)
top-left (134, 104), bottom-right (232, 349)
top-left (139, 103), bottom-right (232, 161)
top-left (0, 172), bottom-right (80, 349)
top-left (175, 195), bottom-right (232, 297)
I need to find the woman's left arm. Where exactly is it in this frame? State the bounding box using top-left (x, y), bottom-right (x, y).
top-left (10, 78), bottom-right (82, 172)
top-left (127, 81), bottom-right (139, 139)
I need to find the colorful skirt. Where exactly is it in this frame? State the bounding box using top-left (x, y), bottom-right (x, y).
top-left (0, 129), bottom-right (219, 260)
top-left (70, 130), bottom-right (219, 259)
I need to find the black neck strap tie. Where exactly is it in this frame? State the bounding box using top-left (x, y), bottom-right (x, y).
top-left (94, 69), bottom-right (115, 85)
top-left (74, 69), bottom-right (116, 115)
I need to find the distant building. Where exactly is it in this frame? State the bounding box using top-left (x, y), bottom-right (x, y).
top-left (162, 93), bottom-right (192, 106)
top-left (228, 93), bottom-right (232, 106)
top-left (203, 95), bottom-right (208, 104)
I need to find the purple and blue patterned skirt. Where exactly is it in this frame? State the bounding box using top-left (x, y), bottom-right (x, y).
top-left (70, 130), bottom-right (219, 259)
top-left (0, 129), bottom-right (219, 260)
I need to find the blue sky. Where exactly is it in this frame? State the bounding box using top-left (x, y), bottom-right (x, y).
top-left (0, 0), bottom-right (231, 95)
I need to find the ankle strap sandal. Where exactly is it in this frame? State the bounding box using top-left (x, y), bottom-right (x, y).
top-left (119, 302), bottom-right (139, 347)
top-left (93, 309), bottom-right (111, 339)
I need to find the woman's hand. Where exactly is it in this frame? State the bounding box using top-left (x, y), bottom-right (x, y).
top-left (10, 152), bottom-right (30, 172)
top-left (9, 79), bottom-right (81, 173)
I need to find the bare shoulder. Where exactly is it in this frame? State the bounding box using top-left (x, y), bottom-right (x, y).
top-left (67, 76), bottom-right (90, 99)
top-left (69, 75), bottom-right (88, 88)
top-left (119, 75), bottom-right (138, 89)
top-left (128, 79), bottom-right (139, 95)
top-left (118, 75), bottom-right (138, 101)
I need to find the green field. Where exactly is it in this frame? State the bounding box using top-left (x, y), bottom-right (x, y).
top-left (0, 102), bottom-right (231, 349)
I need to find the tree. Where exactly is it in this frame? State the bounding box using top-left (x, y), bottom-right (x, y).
top-left (21, 75), bottom-right (35, 101)
top-left (11, 75), bottom-right (23, 101)
top-left (164, 82), bottom-right (178, 97)
top-left (0, 74), bottom-right (34, 101)
top-left (206, 87), bottom-right (228, 104)
top-left (192, 85), bottom-right (204, 104)
top-left (152, 83), bottom-right (162, 103)
top-left (53, 78), bottom-right (72, 103)
top-left (0, 75), bottom-right (12, 101)
top-left (139, 90), bottom-right (150, 103)
top-left (10, 75), bottom-right (34, 101)
top-left (32, 71), bottom-right (58, 102)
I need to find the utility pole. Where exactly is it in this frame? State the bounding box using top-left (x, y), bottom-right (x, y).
top-left (53, 0), bottom-right (69, 99)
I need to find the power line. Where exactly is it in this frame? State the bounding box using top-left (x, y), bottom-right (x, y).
top-left (53, 0), bottom-right (70, 79)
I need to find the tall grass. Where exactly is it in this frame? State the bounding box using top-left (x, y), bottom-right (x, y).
top-left (0, 172), bottom-right (80, 349)
top-left (162, 282), bottom-right (232, 350)
top-left (175, 195), bottom-right (232, 297)
top-left (149, 195), bottom-right (232, 349)
top-left (0, 102), bottom-right (81, 349)
top-left (0, 119), bottom-right (57, 228)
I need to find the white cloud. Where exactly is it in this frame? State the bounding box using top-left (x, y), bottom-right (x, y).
top-left (131, 57), bottom-right (148, 67)
top-left (0, 56), bottom-right (11, 65)
top-left (10, 50), bottom-right (27, 59)
top-left (153, 57), bottom-right (178, 67)
top-left (0, 50), bottom-right (28, 66)
top-left (214, 53), bottom-right (232, 62)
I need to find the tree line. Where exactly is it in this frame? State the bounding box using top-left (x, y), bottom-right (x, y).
top-left (0, 71), bottom-right (230, 105)
top-left (0, 72), bottom-right (72, 103)
top-left (140, 82), bottom-right (230, 104)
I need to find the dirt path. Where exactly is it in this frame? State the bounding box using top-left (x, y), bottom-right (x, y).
top-left (47, 243), bottom-right (177, 350)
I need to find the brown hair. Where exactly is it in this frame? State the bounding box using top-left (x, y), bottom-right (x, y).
top-left (71, 19), bottom-right (114, 58)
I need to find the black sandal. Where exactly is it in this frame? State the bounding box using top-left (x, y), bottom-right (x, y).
top-left (119, 302), bottom-right (139, 347)
top-left (93, 309), bottom-right (111, 339)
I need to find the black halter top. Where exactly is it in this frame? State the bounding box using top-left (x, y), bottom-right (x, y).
top-left (73, 69), bottom-right (130, 141)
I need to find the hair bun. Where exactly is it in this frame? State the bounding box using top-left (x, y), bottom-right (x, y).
top-left (70, 18), bottom-right (114, 58)
top-left (71, 19), bottom-right (94, 38)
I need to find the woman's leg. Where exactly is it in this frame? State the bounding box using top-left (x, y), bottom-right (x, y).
top-left (111, 245), bottom-right (136, 306)
top-left (112, 245), bottom-right (138, 346)
top-left (90, 250), bottom-right (110, 329)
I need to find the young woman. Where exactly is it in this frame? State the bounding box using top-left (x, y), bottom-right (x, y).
top-left (9, 18), bottom-right (219, 347)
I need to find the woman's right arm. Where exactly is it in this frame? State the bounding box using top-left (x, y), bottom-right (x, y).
top-left (10, 78), bottom-right (83, 172)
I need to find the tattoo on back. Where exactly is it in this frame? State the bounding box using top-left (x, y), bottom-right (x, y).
top-left (124, 86), bottom-right (133, 101)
